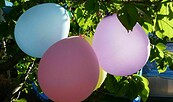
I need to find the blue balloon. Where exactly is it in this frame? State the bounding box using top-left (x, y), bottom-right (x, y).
top-left (14, 3), bottom-right (70, 58)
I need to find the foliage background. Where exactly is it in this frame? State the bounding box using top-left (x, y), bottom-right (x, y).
top-left (0, 0), bottom-right (173, 102)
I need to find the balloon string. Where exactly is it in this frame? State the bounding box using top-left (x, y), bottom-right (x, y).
top-left (138, 68), bottom-right (143, 76)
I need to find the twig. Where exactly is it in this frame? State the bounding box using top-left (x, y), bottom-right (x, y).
top-left (8, 60), bottom-right (35, 101)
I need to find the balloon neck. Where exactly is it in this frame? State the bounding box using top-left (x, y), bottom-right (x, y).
top-left (79, 34), bottom-right (84, 38)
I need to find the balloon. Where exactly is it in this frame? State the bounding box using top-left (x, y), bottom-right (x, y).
top-left (92, 14), bottom-right (150, 76)
top-left (82, 35), bottom-right (107, 89)
top-left (14, 3), bottom-right (70, 58)
top-left (82, 35), bottom-right (93, 45)
top-left (95, 67), bottom-right (107, 90)
top-left (38, 36), bottom-right (99, 102)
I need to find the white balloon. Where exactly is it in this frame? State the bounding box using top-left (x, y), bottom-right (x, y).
top-left (92, 14), bottom-right (150, 76)
top-left (15, 3), bottom-right (70, 58)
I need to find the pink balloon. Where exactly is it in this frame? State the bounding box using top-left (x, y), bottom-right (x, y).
top-left (38, 36), bottom-right (99, 102)
top-left (92, 14), bottom-right (150, 76)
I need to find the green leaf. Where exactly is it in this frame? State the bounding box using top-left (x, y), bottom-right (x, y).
top-left (155, 29), bottom-right (164, 39)
top-left (85, 0), bottom-right (98, 14)
top-left (74, 8), bottom-right (83, 19)
top-left (156, 43), bottom-right (166, 58)
top-left (133, 75), bottom-right (149, 102)
top-left (140, 87), bottom-right (150, 102)
top-left (156, 58), bottom-right (168, 73)
top-left (158, 66), bottom-right (167, 73)
top-left (0, 0), bottom-right (5, 8)
top-left (166, 56), bottom-right (173, 65)
top-left (142, 22), bottom-right (153, 34)
top-left (125, 79), bottom-right (139, 100)
top-left (15, 98), bottom-right (27, 102)
top-left (117, 79), bottom-right (128, 96)
top-left (78, 17), bottom-right (85, 27)
top-left (169, 63), bottom-right (173, 70)
top-left (105, 74), bottom-right (118, 94)
top-left (135, 3), bottom-right (153, 24)
top-left (114, 76), bottom-right (123, 82)
top-left (77, 15), bottom-right (94, 30)
top-left (156, 43), bottom-right (166, 51)
top-left (117, 4), bottom-right (139, 31)
top-left (155, 2), bottom-right (173, 39)
top-left (158, 49), bottom-right (164, 58)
